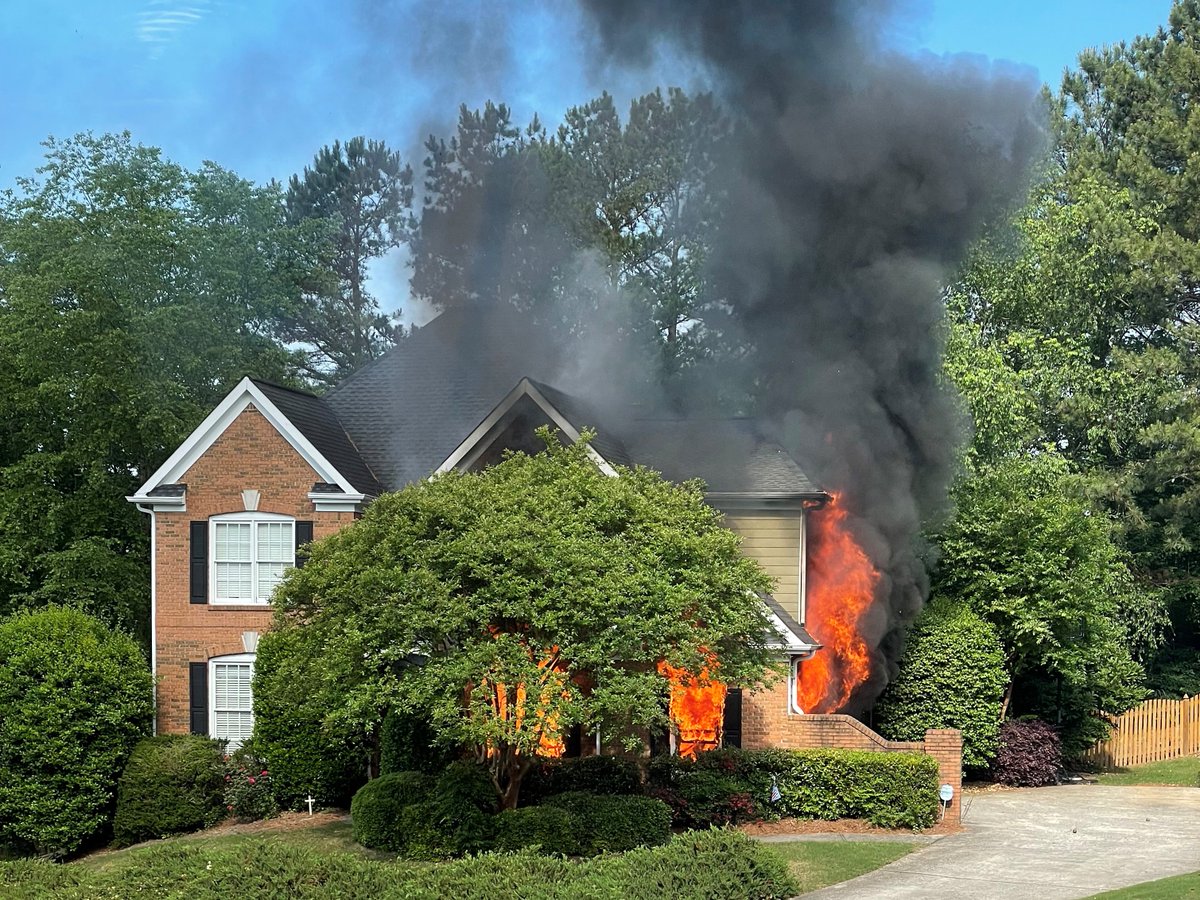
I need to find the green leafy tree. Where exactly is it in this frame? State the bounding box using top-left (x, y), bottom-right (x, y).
top-left (931, 454), bottom-right (1152, 753)
top-left (269, 431), bottom-right (778, 809)
top-left (0, 606), bottom-right (153, 856)
top-left (284, 137), bottom-right (415, 384)
top-left (411, 91), bottom-right (733, 386)
top-left (0, 133), bottom-right (306, 637)
top-left (874, 599), bottom-right (1007, 769)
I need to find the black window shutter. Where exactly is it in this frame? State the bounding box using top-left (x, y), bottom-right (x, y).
top-left (723, 688), bottom-right (743, 749)
top-left (189, 662), bottom-right (209, 735)
top-left (189, 521), bottom-right (208, 604)
top-left (295, 520), bottom-right (314, 567)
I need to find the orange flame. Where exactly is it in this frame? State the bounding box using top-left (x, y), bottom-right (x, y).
top-left (657, 657), bottom-right (727, 758)
top-left (796, 494), bottom-right (879, 713)
top-left (485, 644), bottom-right (567, 758)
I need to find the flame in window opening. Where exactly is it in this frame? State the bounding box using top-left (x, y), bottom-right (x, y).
top-left (657, 656), bottom-right (727, 758)
top-left (796, 493), bottom-right (879, 713)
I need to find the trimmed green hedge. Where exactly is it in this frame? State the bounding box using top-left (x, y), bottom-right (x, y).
top-left (522, 755), bottom-right (642, 803)
top-left (492, 806), bottom-right (581, 856)
top-left (112, 735), bottom-right (226, 847)
top-left (542, 792), bottom-right (672, 855)
top-left (0, 829), bottom-right (798, 899)
top-left (649, 747), bottom-right (939, 830)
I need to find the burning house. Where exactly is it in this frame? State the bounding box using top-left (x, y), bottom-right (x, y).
top-left (127, 304), bottom-right (886, 756)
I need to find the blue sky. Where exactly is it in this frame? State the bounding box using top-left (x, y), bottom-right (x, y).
top-left (0, 0), bottom-right (1175, 192)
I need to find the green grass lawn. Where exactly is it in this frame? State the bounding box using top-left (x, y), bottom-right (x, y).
top-left (763, 840), bottom-right (919, 894)
top-left (1094, 756), bottom-right (1200, 786)
top-left (1084, 871), bottom-right (1200, 898)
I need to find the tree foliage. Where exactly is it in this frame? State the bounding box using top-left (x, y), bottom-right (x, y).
top-left (269, 431), bottom-right (777, 808)
top-left (931, 454), bottom-right (1151, 752)
top-left (284, 137), bottom-right (415, 383)
top-left (0, 133), bottom-right (307, 637)
top-left (411, 90), bottom-right (733, 384)
top-left (0, 606), bottom-right (153, 856)
top-left (874, 599), bottom-right (1007, 769)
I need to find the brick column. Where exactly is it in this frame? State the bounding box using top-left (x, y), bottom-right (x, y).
top-left (923, 728), bottom-right (962, 824)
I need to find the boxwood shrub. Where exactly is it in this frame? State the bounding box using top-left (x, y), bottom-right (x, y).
top-left (648, 746), bottom-right (939, 830)
top-left (0, 607), bottom-right (154, 856)
top-left (542, 792), bottom-right (671, 855)
top-left (350, 771), bottom-right (435, 852)
top-left (491, 806), bottom-right (581, 856)
top-left (352, 762), bottom-right (497, 858)
top-left (522, 755), bottom-right (642, 804)
top-left (112, 735), bottom-right (226, 847)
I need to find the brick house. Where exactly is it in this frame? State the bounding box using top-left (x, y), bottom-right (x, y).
top-left (127, 307), bottom-right (829, 751)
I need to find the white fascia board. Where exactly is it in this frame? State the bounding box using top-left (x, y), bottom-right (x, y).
top-left (308, 491), bottom-right (366, 513)
top-left (130, 377), bottom-right (356, 498)
top-left (764, 605), bottom-right (819, 656)
top-left (435, 377), bottom-right (617, 478)
top-left (125, 493), bottom-right (186, 512)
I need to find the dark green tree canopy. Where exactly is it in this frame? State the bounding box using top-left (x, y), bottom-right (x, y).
top-left (284, 136), bottom-right (415, 383)
top-left (267, 432), bottom-right (778, 808)
top-left (0, 133), bottom-right (308, 636)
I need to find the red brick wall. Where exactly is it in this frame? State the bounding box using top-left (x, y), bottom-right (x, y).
top-left (742, 680), bottom-right (962, 823)
top-left (154, 404), bottom-right (357, 733)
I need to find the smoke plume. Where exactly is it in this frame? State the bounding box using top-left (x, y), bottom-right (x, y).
top-left (574, 0), bottom-right (1043, 706)
top-left (399, 0), bottom-right (1043, 709)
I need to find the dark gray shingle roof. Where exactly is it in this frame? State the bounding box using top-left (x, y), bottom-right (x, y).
top-left (251, 380), bottom-right (384, 497)
top-left (323, 307), bottom-right (823, 497)
top-left (760, 592), bottom-right (819, 649)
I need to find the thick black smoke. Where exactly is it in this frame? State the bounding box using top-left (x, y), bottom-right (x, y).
top-left (398, 0), bottom-right (1043, 709)
top-left (574, 0), bottom-right (1044, 707)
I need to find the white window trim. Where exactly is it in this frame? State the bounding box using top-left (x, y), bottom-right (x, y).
top-left (209, 511), bottom-right (295, 606)
top-left (209, 652), bottom-right (255, 749)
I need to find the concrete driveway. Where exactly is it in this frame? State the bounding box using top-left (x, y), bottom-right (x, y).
top-left (803, 785), bottom-right (1200, 899)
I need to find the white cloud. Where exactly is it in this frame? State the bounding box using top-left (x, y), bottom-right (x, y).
top-left (137, 0), bottom-right (213, 57)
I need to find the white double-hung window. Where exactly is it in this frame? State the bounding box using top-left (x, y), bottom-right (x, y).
top-left (210, 653), bottom-right (255, 748)
top-left (211, 513), bottom-right (295, 604)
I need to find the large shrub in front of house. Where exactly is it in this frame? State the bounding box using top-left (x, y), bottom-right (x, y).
top-left (252, 625), bottom-right (369, 810)
top-left (648, 747), bottom-right (939, 830)
top-left (874, 598), bottom-right (1008, 769)
top-left (0, 607), bottom-right (153, 856)
top-left (112, 735), bottom-right (226, 846)
top-left (352, 762), bottom-right (497, 858)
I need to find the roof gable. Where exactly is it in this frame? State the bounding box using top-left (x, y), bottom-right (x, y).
top-left (436, 377), bottom-right (619, 476)
top-left (128, 377), bottom-right (370, 504)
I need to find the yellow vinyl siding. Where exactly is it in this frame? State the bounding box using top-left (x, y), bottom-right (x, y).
top-left (720, 509), bottom-right (803, 621)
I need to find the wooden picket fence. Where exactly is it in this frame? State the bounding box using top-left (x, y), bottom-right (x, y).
top-left (1082, 696), bottom-right (1200, 770)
